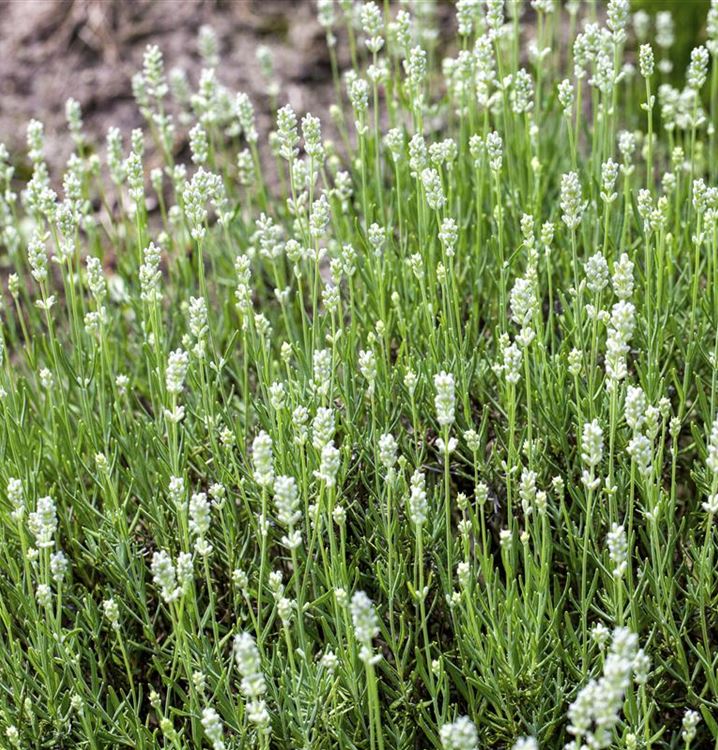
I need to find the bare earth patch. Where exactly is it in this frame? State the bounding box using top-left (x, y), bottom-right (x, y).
top-left (0, 0), bottom-right (337, 171)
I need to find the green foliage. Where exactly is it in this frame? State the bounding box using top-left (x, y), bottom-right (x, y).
top-left (0, 2), bottom-right (717, 749)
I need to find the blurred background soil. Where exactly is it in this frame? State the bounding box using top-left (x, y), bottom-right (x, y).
top-left (0, 0), bottom-right (338, 171)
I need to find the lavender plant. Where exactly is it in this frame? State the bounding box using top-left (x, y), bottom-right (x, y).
top-left (0, 2), bottom-right (717, 748)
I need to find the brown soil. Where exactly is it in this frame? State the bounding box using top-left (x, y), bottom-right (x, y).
top-left (0, 0), bottom-right (337, 171)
